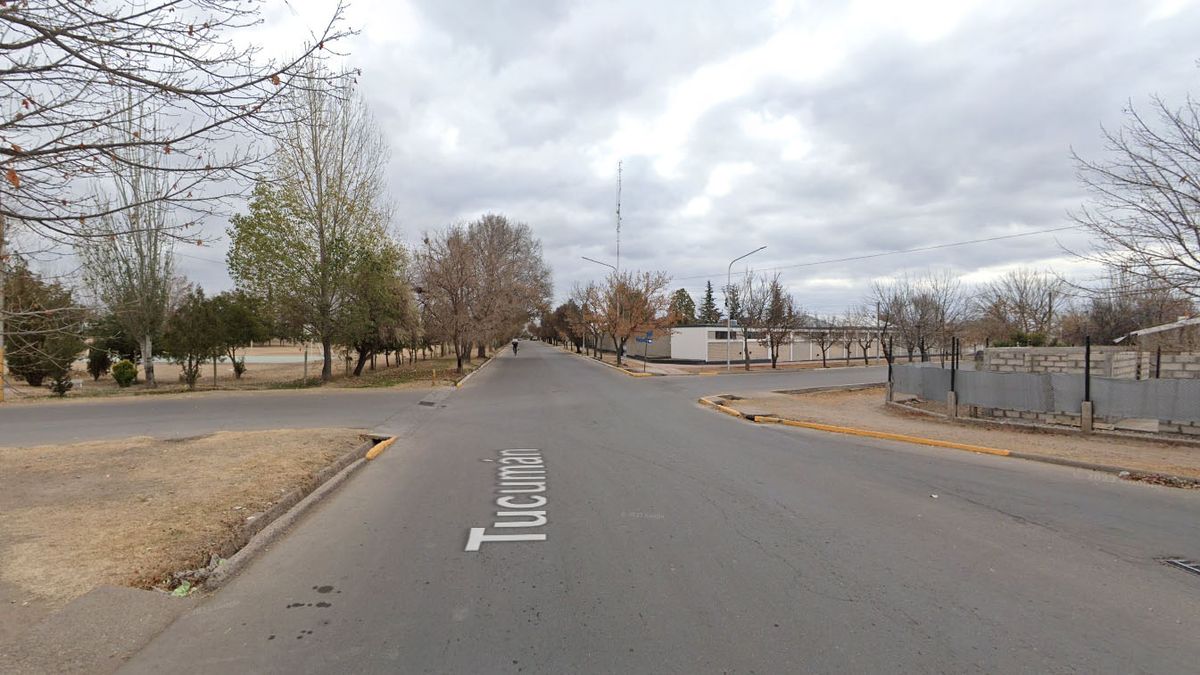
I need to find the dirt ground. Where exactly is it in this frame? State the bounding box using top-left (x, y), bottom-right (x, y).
top-left (723, 386), bottom-right (1200, 481)
top-left (2, 346), bottom-right (482, 402)
top-left (0, 428), bottom-right (365, 641)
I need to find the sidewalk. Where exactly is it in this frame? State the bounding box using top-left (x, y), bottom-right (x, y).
top-left (717, 386), bottom-right (1200, 482)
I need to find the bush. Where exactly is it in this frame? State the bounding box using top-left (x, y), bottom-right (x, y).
top-left (86, 348), bottom-right (112, 381)
top-left (20, 370), bottom-right (47, 387)
top-left (112, 359), bottom-right (138, 387)
top-left (48, 372), bottom-right (73, 397)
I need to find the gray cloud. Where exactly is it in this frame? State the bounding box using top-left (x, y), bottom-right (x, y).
top-left (190, 0), bottom-right (1200, 315)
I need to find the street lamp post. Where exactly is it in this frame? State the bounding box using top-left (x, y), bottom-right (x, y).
top-left (582, 256), bottom-right (619, 362)
top-left (726, 246), bottom-right (767, 371)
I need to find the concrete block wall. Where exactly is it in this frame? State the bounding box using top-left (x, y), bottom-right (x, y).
top-left (973, 407), bottom-right (1200, 435)
top-left (1156, 353), bottom-right (1200, 379)
top-left (982, 347), bottom-right (1200, 380)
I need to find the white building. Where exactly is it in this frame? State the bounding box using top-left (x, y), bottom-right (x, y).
top-left (608, 323), bottom-right (885, 365)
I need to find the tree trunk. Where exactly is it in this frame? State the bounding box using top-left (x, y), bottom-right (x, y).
top-left (742, 336), bottom-right (751, 371)
top-left (141, 334), bottom-right (156, 387)
top-left (453, 341), bottom-right (463, 373)
top-left (353, 347), bottom-right (370, 376)
top-left (321, 336), bottom-right (333, 381)
top-left (477, 342), bottom-right (486, 358)
top-left (212, 356), bottom-right (218, 388)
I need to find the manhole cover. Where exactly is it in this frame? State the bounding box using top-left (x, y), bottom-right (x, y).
top-left (1159, 557), bottom-right (1200, 577)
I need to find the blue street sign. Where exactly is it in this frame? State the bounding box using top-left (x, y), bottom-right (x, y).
top-left (645, 330), bottom-right (654, 338)
top-left (635, 337), bottom-right (653, 344)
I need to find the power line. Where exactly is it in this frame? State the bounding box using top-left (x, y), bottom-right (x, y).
top-left (671, 224), bottom-right (1083, 282)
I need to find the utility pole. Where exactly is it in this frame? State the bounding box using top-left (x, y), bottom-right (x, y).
top-left (615, 160), bottom-right (622, 275)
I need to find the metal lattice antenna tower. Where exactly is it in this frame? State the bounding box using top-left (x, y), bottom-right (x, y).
top-left (615, 160), bottom-right (622, 275)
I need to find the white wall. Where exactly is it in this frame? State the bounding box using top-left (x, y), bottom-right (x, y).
top-left (670, 326), bottom-right (711, 361)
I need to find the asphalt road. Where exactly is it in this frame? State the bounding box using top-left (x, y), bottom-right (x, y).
top-left (0, 388), bottom-right (435, 446)
top-left (122, 341), bottom-right (1199, 673)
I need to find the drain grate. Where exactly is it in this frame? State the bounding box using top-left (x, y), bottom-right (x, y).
top-left (1159, 557), bottom-right (1200, 577)
top-left (418, 400), bottom-right (436, 407)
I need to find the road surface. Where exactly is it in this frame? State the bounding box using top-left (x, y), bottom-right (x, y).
top-left (0, 388), bottom-right (435, 446)
top-left (121, 342), bottom-right (1199, 673)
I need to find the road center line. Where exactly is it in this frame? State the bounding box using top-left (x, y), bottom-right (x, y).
top-left (465, 448), bottom-right (548, 551)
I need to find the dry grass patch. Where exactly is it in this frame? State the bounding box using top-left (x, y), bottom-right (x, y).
top-left (0, 429), bottom-right (365, 611)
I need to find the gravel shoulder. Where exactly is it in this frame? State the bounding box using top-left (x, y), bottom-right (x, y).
top-left (723, 386), bottom-right (1200, 480)
top-left (0, 428), bottom-right (366, 644)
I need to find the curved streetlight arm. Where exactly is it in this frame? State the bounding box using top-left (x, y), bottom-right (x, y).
top-left (726, 245), bottom-right (767, 371)
top-left (581, 256), bottom-right (617, 273)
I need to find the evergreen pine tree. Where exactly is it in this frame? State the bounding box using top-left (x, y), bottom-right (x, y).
top-left (699, 280), bottom-right (722, 323)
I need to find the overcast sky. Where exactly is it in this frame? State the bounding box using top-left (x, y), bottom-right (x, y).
top-left (180, 0), bottom-right (1200, 315)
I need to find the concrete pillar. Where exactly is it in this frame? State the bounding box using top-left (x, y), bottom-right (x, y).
top-left (1081, 401), bottom-right (1094, 434)
top-left (946, 391), bottom-right (958, 418)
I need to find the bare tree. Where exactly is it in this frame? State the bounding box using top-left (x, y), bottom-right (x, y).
top-left (600, 270), bottom-right (672, 366)
top-left (1073, 95), bottom-right (1200, 300)
top-left (731, 272), bottom-right (767, 370)
top-left (838, 319), bottom-right (857, 366)
top-left (414, 225), bottom-right (474, 373)
top-left (849, 305), bottom-right (879, 366)
top-left (466, 214), bottom-right (552, 357)
top-left (0, 1), bottom-right (352, 244)
top-left (1060, 271), bottom-right (1194, 344)
top-left (810, 317), bottom-right (836, 368)
top-left (754, 273), bottom-right (802, 369)
top-left (570, 282), bottom-right (605, 358)
top-left (77, 108), bottom-right (177, 387)
top-left (873, 272), bottom-right (965, 362)
top-left (974, 268), bottom-right (1064, 343)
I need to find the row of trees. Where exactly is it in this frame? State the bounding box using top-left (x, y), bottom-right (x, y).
top-left (531, 271), bottom-right (673, 366)
top-left (6, 62), bottom-right (552, 390)
top-left (3, 254), bottom-right (271, 393)
top-left (414, 214), bottom-right (553, 373)
top-left (0, 0), bottom-right (353, 396)
top-left (538, 262), bottom-right (1194, 372)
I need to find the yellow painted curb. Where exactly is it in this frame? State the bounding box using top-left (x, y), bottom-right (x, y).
top-left (365, 436), bottom-right (397, 460)
top-left (769, 418), bottom-right (1010, 456)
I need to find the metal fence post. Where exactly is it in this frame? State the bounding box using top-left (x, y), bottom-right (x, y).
top-left (1081, 336), bottom-right (1093, 433)
top-left (1084, 336), bottom-right (1091, 402)
top-left (1156, 346), bottom-right (1162, 379)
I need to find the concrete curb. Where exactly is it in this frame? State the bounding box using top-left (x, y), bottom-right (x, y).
top-left (698, 393), bottom-right (1200, 487)
top-left (560, 345), bottom-right (656, 377)
top-left (204, 436), bottom-right (381, 589)
top-left (455, 354), bottom-right (495, 388)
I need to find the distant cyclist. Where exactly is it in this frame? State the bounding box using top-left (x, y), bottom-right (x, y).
top-left (512, 339), bottom-right (519, 354)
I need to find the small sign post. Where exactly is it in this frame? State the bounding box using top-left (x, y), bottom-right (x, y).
top-left (635, 331), bottom-right (654, 372)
